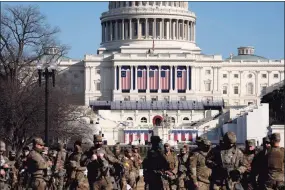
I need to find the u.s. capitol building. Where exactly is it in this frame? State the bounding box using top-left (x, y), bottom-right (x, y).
top-left (58, 2), bottom-right (284, 145)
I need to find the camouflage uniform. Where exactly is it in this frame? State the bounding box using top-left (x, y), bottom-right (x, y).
top-left (80, 135), bottom-right (121, 190)
top-left (132, 145), bottom-right (142, 188)
top-left (189, 139), bottom-right (212, 190)
top-left (241, 139), bottom-right (257, 190)
top-left (121, 148), bottom-right (136, 189)
top-left (177, 144), bottom-right (190, 190)
top-left (112, 145), bottom-right (125, 190)
top-left (15, 146), bottom-right (30, 190)
top-left (163, 143), bottom-right (178, 190)
top-left (26, 137), bottom-right (48, 190)
top-left (251, 136), bottom-right (271, 189)
top-left (0, 141), bottom-right (10, 190)
top-left (143, 136), bottom-right (170, 190)
top-left (7, 151), bottom-right (17, 189)
top-left (262, 133), bottom-right (285, 190)
top-left (206, 132), bottom-right (248, 190)
top-left (54, 143), bottom-right (67, 190)
top-left (65, 141), bottom-right (89, 190)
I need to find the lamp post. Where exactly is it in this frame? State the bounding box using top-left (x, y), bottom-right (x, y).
top-left (37, 47), bottom-right (59, 146)
top-left (162, 113), bottom-right (171, 143)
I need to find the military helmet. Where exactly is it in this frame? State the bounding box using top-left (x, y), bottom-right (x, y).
top-left (124, 148), bottom-right (132, 154)
top-left (94, 134), bottom-right (103, 142)
top-left (114, 144), bottom-right (121, 151)
top-left (131, 145), bottom-right (138, 149)
top-left (223, 132), bottom-right (237, 144)
top-left (0, 141), bottom-right (6, 151)
top-left (202, 139), bottom-right (211, 146)
top-left (263, 136), bottom-right (270, 144)
top-left (150, 136), bottom-right (161, 144)
top-left (246, 139), bottom-right (255, 147)
top-left (74, 140), bottom-right (82, 146)
top-left (270, 133), bottom-right (281, 143)
top-left (196, 136), bottom-right (207, 143)
top-left (33, 137), bottom-right (45, 146)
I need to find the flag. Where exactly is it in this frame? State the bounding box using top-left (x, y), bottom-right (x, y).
top-left (161, 69), bottom-right (170, 90)
top-left (137, 69), bottom-right (147, 90)
top-left (177, 69), bottom-right (186, 90)
top-left (149, 68), bottom-right (158, 90)
top-left (121, 69), bottom-right (131, 90)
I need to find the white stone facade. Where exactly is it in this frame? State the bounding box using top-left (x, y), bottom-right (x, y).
top-left (56, 2), bottom-right (284, 144)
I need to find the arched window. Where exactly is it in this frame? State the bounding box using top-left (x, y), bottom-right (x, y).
top-left (247, 83), bottom-right (254, 95)
top-left (141, 117), bottom-right (147, 123)
top-left (171, 117), bottom-right (175, 123)
top-left (183, 117), bottom-right (189, 121)
top-left (127, 117), bottom-right (133, 121)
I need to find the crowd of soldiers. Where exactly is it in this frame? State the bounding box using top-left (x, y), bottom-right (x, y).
top-left (0, 131), bottom-right (284, 190)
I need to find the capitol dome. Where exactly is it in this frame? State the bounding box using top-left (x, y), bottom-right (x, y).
top-left (99, 1), bottom-right (200, 53)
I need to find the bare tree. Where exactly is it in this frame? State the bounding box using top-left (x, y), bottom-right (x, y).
top-left (0, 4), bottom-right (89, 154)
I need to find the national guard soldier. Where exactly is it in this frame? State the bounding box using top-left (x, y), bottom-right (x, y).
top-left (241, 139), bottom-right (257, 190)
top-left (121, 148), bottom-right (136, 189)
top-left (112, 144), bottom-right (125, 190)
top-left (0, 140), bottom-right (10, 190)
top-left (261, 133), bottom-right (284, 190)
top-left (189, 139), bottom-right (212, 190)
top-left (132, 145), bottom-right (142, 188)
top-left (26, 137), bottom-right (48, 190)
top-left (65, 140), bottom-right (89, 190)
top-left (250, 136), bottom-right (271, 189)
top-left (163, 143), bottom-right (178, 190)
top-left (16, 146), bottom-right (30, 190)
top-left (177, 144), bottom-right (190, 190)
top-left (80, 134), bottom-right (122, 190)
top-left (143, 136), bottom-right (170, 190)
top-left (190, 136), bottom-right (207, 156)
top-left (54, 142), bottom-right (67, 190)
top-left (206, 132), bottom-right (248, 190)
top-left (7, 150), bottom-right (17, 189)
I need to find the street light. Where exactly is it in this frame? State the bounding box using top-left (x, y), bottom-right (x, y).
top-left (37, 47), bottom-right (60, 146)
top-left (162, 113), bottom-right (171, 143)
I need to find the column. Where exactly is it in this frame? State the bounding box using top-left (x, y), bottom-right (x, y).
top-left (191, 67), bottom-right (196, 91)
top-left (172, 20), bottom-right (175, 39)
top-left (267, 71), bottom-right (271, 86)
top-left (182, 20), bottom-right (184, 40)
top-left (129, 19), bottom-right (132, 39)
top-left (118, 66), bottom-right (121, 90)
top-left (146, 66), bottom-right (149, 92)
top-left (255, 71), bottom-right (259, 95)
top-left (176, 20), bottom-right (178, 39)
top-left (145, 18), bottom-right (149, 39)
top-left (161, 19), bottom-right (163, 39)
top-left (190, 21), bottom-right (193, 41)
top-left (110, 21), bottom-right (113, 41)
top-left (186, 20), bottom-right (189, 41)
top-left (101, 23), bottom-right (104, 42)
top-left (105, 22), bottom-right (108, 41)
top-left (85, 66), bottom-right (90, 91)
top-left (217, 67), bottom-right (220, 92)
top-left (137, 18), bottom-right (140, 39)
top-left (131, 66), bottom-right (133, 90)
top-left (114, 66), bottom-right (117, 90)
top-left (199, 67), bottom-right (202, 91)
top-left (174, 66), bottom-right (177, 91)
top-left (228, 71), bottom-right (232, 96)
top-left (239, 71), bottom-right (242, 96)
top-left (170, 66), bottom-right (173, 90)
top-left (193, 22), bottom-right (196, 42)
top-left (90, 67), bottom-right (95, 91)
top-left (135, 66), bottom-right (138, 91)
top-left (169, 19), bottom-right (172, 39)
top-left (153, 18), bottom-right (156, 39)
top-left (122, 19), bottom-right (124, 40)
top-left (115, 21), bottom-right (118, 40)
top-left (166, 20), bottom-right (169, 39)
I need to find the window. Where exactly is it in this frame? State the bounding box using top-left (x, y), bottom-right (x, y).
top-left (171, 117), bottom-right (175, 123)
top-left (180, 96), bottom-right (186, 101)
top-left (168, 2), bottom-right (171, 6)
top-left (183, 117), bottom-right (189, 121)
top-left (142, 1), bottom-right (147, 6)
top-left (140, 96), bottom-right (146, 101)
top-left (97, 69), bottom-right (100, 74)
top-left (247, 83), bottom-right (254, 95)
top-left (148, 21), bottom-right (153, 36)
top-left (223, 74), bottom-right (227, 78)
top-left (205, 70), bottom-right (211, 75)
top-left (124, 96), bottom-right (130, 101)
top-left (156, 1), bottom-right (159, 6)
top-left (149, 1), bottom-right (154, 6)
top-left (141, 117), bottom-right (147, 123)
top-left (164, 96), bottom-right (169, 101)
top-left (234, 74), bottom-right (239, 78)
top-left (127, 117), bottom-right (133, 121)
top-left (224, 100), bottom-right (228, 106)
top-left (248, 74), bottom-right (252, 78)
top-left (248, 102), bottom-right (253, 106)
top-left (135, 1), bottom-right (139, 6)
top-left (205, 82), bottom-right (211, 91)
top-left (274, 74), bottom-right (279, 78)
top-left (262, 74), bottom-right (267, 78)
top-left (74, 74), bottom-right (78, 79)
top-left (151, 97), bottom-right (157, 101)
top-left (162, 1), bottom-right (166, 6)
top-left (234, 86), bottom-right (239, 94)
top-left (223, 86), bottom-right (228, 94)
top-left (96, 83), bottom-right (101, 91)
